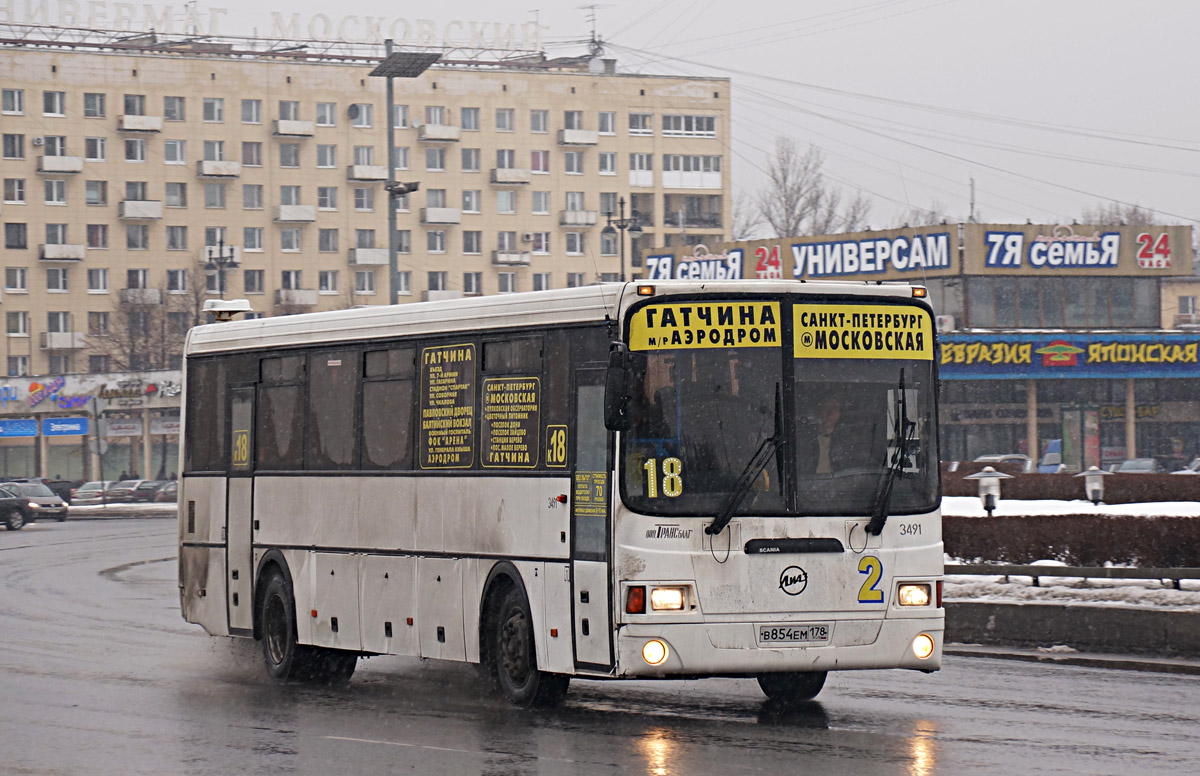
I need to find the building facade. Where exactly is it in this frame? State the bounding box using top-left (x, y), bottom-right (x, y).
top-left (648, 222), bottom-right (1198, 471)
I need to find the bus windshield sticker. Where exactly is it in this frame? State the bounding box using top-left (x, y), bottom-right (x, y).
top-left (629, 302), bottom-right (781, 351)
top-left (482, 377), bottom-right (540, 468)
top-left (419, 343), bottom-right (477, 469)
top-left (545, 425), bottom-right (568, 468)
top-left (793, 304), bottom-right (933, 361)
top-left (573, 471), bottom-right (608, 516)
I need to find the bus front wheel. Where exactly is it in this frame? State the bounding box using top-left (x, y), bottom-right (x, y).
top-left (491, 586), bottom-right (569, 708)
top-left (756, 671), bottom-right (828, 702)
top-left (259, 570), bottom-right (356, 684)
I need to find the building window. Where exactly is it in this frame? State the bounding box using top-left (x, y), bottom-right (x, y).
top-left (533, 272), bottom-right (551, 291)
top-left (43, 135), bottom-right (66, 156)
top-left (242, 141), bottom-right (263, 166)
top-left (393, 145), bottom-right (410, 170)
top-left (567, 272), bottom-right (586, 288)
top-left (280, 185), bottom-right (301, 206)
top-left (531, 232), bottom-right (550, 254)
top-left (565, 191), bottom-right (585, 211)
top-left (204, 183), bottom-right (226, 208)
top-left (1181, 296), bottom-right (1198, 315)
top-left (46, 267), bottom-right (69, 292)
top-left (87, 268), bottom-right (108, 293)
top-left (393, 191), bottom-right (410, 211)
top-left (8, 356), bottom-right (30, 376)
top-left (126, 224), bottom-right (149, 250)
top-left (317, 144), bottom-right (337, 168)
top-left (532, 191), bottom-right (550, 215)
top-left (279, 100), bottom-right (300, 121)
top-left (281, 270), bottom-right (302, 290)
top-left (85, 137), bottom-right (105, 161)
top-left (167, 269), bottom-right (188, 292)
top-left (564, 151), bottom-right (583, 174)
top-left (497, 190), bottom-right (516, 214)
top-left (600, 192), bottom-right (617, 217)
top-left (498, 272), bottom-right (516, 293)
top-left (204, 97), bottom-right (225, 122)
top-left (44, 223), bottom-right (67, 245)
top-left (393, 104), bottom-right (408, 128)
top-left (7, 311), bottom-right (29, 336)
top-left (566, 232), bottom-right (584, 255)
top-left (244, 226), bottom-right (263, 252)
top-left (203, 140), bottom-right (225, 162)
top-left (84, 92), bottom-right (106, 118)
top-left (44, 179), bottom-right (67, 205)
top-left (164, 139), bottom-right (186, 164)
top-left (164, 96), bottom-right (185, 121)
top-left (425, 105), bottom-right (445, 125)
top-left (461, 107), bottom-right (479, 131)
top-left (355, 229), bottom-right (376, 249)
top-left (124, 138), bottom-right (147, 162)
top-left (463, 231), bottom-right (482, 254)
top-left (86, 224), bottom-right (108, 249)
top-left (279, 143), bottom-right (300, 168)
top-left (356, 270), bottom-right (376, 294)
top-left (497, 231), bottom-right (517, 251)
top-left (631, 152), bottom-right (653, 171)
top-left (530, 109), bottom-right (548, 133)
top-left (125, 183), bottom-right (146, 205)
top-left (318, 187), bottom-right (338, 210)
top-left (3, 178), bottom-right (26, 203)
top-left (601, 231), bottom-right (617, 256)
top-left (319, 270), bottom-right (338, 293)
top-left (396, 229), bottom-right (411, 253)
top-left (495, 108), bottom-right (514, 132)
top-left (43, 90), bottom-right (66, 116)
top-left (426, 147), bottom-right (445, 171)
top-left (165, 182), bottom-right (187, 207)
top-left (351, 103), bottom-right (373, 127)
top-left (89, 355), bottom-right (110, 372)
top-left (127, 268), bottom-right (149, 289)
top-left (564, 110), bottom-right (583, 130)
top-left (2, 134), bottom-right (24, 160)
top-left (316, 102), bottom-right (336, 126)
top-left (462, 190), bottom-right (481, 213)
top-left (531, 150), bottom-right (549, 174)
top-left (5, 268), bottom-right (27, 292)
top-left (428, 230), bottom-right (446, 253)
top-left (243, 269), bottom-right (265, 294)
top-left (166, 225), bottom-right (188, 250)
top-left (47, 311), bottom-right (70, 333)
top-left (243, 184), bottom-right (264, 210)
top-left (354, 187), bottom-right (375, 211)
top-left (598, 111), bottom-right (616, 135)
top-left (204, 227), bottom-right (226, 246)
top-left (599, 152), bottom-right (616, 175)
top-left (240, 99), bottom-right (260, 124)
top-left (662, 114), bottom-right (717, 137)
top-left (428, 271), bottom-right (447, 291)
top-left (280, 229), bottom-right (301, 252)
top-left (426, 189), bottom-right (447, 208)
top-left (629, 112), bottom-right (653, 135)
top-left (353, 145), bottom-right (375, 165)
top-left (1, 88), bottom-right (24, 114)
top-left (4, 223), bottom-right (27, 249)
top-left (463, 272), bottom-right (482, 294)
top-left (319, 228), bottom-right (339, 252)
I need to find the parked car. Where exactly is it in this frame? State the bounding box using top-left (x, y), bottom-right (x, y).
top-left (1115, 458), bottom-right (1163, 474)
top-left (129, 480), bottom-right (166, 502)
top-left (106, 480), bottom-right (147, 502)
top-left (70, 480), bottom-right (117, 505)
top-left (1171, 457), bottom-right (1200, 474)
top-left (153, 481), bottom-right (178, 503)
top-left (7, 481), bottom-right (68, 522)
top-left (972, 454), bottom-right (1033, 473)
top-left (0, 486), bottom-right (33, 530)
top-left (1038, 439), bottom-right (1065, 473)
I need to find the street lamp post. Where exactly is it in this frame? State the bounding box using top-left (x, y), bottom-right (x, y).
top-left (601, 196), bottom-right (644, 282)
top-left (204, 237), bottom-right (239, 300)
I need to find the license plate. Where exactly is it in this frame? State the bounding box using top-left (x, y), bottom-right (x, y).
top-left (757, 623), bottom-right (832, 645)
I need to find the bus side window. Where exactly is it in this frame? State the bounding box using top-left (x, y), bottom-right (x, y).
top-left (257, 355), bottom-right (305, 470)
top-left (362, 346), bottom-right (416, 470)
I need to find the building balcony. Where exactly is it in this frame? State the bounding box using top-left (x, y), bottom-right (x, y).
top-left (121, 288), bottom-right (162, 305)
top-left (39, 332), bottom-right (87, 350)
top-left (118, 115), bottom-right (163, 132)
top-left (558, 128), bottom-right (599, 146)
top-left (39, 244), bottom-right (86, 260)
top-left (347, 164), bottom-right (387, 181)
top-left (492, 250), bottom-right (532, 267)
top-left (662, 170), bottom-right (722, 189)
top-left (273, 119), bottom-right (315, 137)
top-left (37, 155), bottom-right (84, 174)
top-left (275, 289), bottom-right (319, 307)
top-left (418, 124), bottom-right (461, 142)
top-left (201, 244), bottom-right (242, 263)
top-left (629, 170), bottom-right (654, 188)
top-left (1175, 313), bottom-right (1200, 328)
top-left (349, 247), bottom-right (389, 265)
top-left (560, 210), bottom-right (598, 227)
top-left (421, 207), bottom-right (461, 225)
top-left (490, 168), bottom-right (531, 185)
top-left (118, 200), bottom-right (164, 220)
top-left (196, 160), bottom-right (241, 177)
top-left (274, 205), bottom-right (316, 222)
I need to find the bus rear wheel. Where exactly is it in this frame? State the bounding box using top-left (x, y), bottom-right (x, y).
top-left (756, 671), bottom-right (828, 702)
top-left (259, 570), bottom-right (357, 685)
top-left (491, 586), bottom-right (569, 708)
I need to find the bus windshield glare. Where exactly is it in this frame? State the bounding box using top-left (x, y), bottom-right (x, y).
top-left (619, 297), bottom-right (939, 517)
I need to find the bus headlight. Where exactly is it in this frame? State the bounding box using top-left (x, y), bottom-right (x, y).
top-left (898, 583), bottom-right (931, 607)
top-left (642, 639), bottom-right (669, 665)
top-left (912, 633), bottom-right (936, 659)
top-left (649, 587), bottom-right (686, 611)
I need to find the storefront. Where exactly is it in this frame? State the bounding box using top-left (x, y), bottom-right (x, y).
top-left (0, 370), bottom-right (182, 482)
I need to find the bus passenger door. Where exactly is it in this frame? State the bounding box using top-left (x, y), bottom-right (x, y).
top-left (571, 370), bottom-right (614, 669)
top-left (225, 385), bottom-right (255, 635)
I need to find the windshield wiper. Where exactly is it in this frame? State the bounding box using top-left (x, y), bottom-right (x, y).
top-left (706, 383), bottom-right (784, 537)
top-left (866, 369), bottom-right (916, 537)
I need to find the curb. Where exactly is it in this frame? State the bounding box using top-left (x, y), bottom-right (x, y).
top-left (66, 509), bottom-right (176, 521)
top-left (945, 643), bottom-right (1200, 675)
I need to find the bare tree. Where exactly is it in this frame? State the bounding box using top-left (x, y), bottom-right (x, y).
top-left (85, 291), bottom-right (176, 372)
top-left (755, 138), bottom-right (872, 237)
top-left (890, 200), bottom-right (951, 228)
top-left (730, 188), bottom-right (762, 241)
top-left (1080, 202), bottom-right (1159, 227)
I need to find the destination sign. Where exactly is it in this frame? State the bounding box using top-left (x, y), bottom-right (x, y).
top-left (419, 343), bottom-right (476, 469)
top-left (628, 302), bottom-right (781, 351)
top-left (482, 377), bottom-right (540, 468)
top-left (793, 304), bottom-right (933, 361)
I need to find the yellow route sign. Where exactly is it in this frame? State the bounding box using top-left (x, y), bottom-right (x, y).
top-left (629, 301), bottom-right (781, 351)
top-left (793, 304), bottom-right (932, 360)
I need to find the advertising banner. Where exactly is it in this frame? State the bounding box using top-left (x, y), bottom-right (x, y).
top-left (940, 333), bottom-right (1200, 380)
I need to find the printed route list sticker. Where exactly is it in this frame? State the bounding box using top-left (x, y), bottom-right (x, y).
top-left (419, 343), bottom-right (476, 469)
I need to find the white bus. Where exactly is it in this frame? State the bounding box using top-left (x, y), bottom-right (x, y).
top-left (179, 280), bottom-right (943, 707)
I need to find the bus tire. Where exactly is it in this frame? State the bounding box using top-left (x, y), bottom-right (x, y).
top-left (4, 509), bottom-right (24, 531)
top-left (756, 671), bottom-right (827, 702)
top-left (491, 586), bottom-right (569, 708)
top-left (259, 569), bottom-right (357, 685)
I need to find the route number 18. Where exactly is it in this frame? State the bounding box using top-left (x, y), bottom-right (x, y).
top-left (643, 457), bottom-right (684, 498)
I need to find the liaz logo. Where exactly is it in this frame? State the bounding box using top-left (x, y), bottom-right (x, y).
top-left (1035, 340), bottom-right (1085, 367)
top-left (778, 566), bottom-right (809, 596)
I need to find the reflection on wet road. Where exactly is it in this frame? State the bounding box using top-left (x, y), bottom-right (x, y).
top-left (2, 519), bottom-right (1198, 775)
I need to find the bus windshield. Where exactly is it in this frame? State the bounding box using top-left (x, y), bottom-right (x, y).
top-left (619, 296), bottom-right (938, 518)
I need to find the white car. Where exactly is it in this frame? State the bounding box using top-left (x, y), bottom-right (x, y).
top-left (1171, 457), bottom-right (1200, 474)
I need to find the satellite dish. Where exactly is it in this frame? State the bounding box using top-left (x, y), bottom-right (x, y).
top-left (347, 104), bottom-right (361, 120)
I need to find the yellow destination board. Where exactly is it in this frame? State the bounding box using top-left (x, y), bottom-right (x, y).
top-left (629, 301), bottom-right (781, 351)
top-left (793, 304), bottom-right (933, 360)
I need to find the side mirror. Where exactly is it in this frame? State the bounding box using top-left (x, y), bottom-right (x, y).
top-left (604, 346), bottom-right (644, 431)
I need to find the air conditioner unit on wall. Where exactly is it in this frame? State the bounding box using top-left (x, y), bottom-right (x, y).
top-left (521, 232), bottom-right (534, 242)
top-left (32, 137), bottom-right (44, 146)
top-left (935, 315), bottom-right (956, 332)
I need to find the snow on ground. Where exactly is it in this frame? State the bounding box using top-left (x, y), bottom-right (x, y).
top-left (943, 496), bottom-right (1200, 518)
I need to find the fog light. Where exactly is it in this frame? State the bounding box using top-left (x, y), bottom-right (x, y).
top-left (642, 639), bottom-right (669, 665)
top-left (912, 633), bottom-right (935, 660)
top-left (898, 583), bottom-right (931, 607)
top-left (649, 587), bottom-right (685, 611)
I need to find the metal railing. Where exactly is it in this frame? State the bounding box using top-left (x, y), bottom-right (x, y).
top-left (946, 563), bottom-right (1200, 590)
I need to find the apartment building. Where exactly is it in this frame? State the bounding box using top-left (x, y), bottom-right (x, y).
top-left (0, 30), bottom-right (731, 377)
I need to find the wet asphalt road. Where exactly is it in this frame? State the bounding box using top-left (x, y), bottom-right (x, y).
top-left (2, 518), bottom-right (1199, 776)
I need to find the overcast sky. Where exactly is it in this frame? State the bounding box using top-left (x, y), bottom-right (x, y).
top-left (198, 0), bottom-right (1199, 229)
